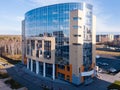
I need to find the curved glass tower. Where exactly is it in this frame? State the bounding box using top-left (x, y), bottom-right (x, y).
top-left (25, 3), bottom-right (83, 37)
top-left (22, 2), bottom-right (96, 85)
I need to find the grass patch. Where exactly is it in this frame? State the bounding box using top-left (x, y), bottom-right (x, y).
top-left (6, 54), bottom-right (22, 61)
top-left (5, 79), bottom-right (23, 89)
top-left (108, 81), bottom-right (120, 90)
top-left (1, 56), bottom-right (21, 65)
top-left (96, 50), bottom-right (120, 57)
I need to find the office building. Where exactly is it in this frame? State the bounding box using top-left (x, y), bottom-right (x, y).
top-left (22, 2), bottom-right (96, 85)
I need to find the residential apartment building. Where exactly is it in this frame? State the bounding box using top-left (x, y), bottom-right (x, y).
top-left (22, 2), bottom-right (96, 85)
top-left (114, 35), bottom-right (120, 41)
top-left (96, 34), bottom-right (114, 43)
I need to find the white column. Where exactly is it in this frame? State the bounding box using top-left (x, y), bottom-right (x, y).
top-left (27, 58), bottom-right (29, 69)
top-left (36, 61), bottom-right (39, 74)
top-left (52, 64), bottom-right (55, 80)
top-left (43, 62), bottom-right (46, 77)
top-left (31, 59), bottom-right (33, 72)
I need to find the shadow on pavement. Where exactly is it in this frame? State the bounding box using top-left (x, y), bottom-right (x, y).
top-left (6, 63), bottom-right (112, 90)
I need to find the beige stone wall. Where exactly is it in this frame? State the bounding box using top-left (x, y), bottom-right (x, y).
top-left (26, 36), bottom-right (55, 64)
top-left (70, 10), bottom-right (96, 78)
top-left (70, 10), bottom-right (84, 76)
top-left (92, 15), bottom-right (96, 64)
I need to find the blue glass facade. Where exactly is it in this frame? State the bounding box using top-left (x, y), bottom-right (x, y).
top-left (23, 2), bottom-right (95, 85)
top-left (83, 3), bottom-right (93, 71)
top-left (25, 3), bottom-right (93, 65)
top-left (25, 3), bottom-right (83, 37)
top-left (25, 3), bottom-right (84, 64)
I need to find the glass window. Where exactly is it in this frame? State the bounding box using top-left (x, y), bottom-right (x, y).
top-left (44, 41), bottom-right (51, 59)
top-left (58, 65), bottom-right (65, 70)
top-left (67, 66), bottom-right (70, 71)
top-left (73, 17), bottom-right (82, 21)
top-left (73, 25), bottom-right (81, 29)
top-left (72, 43), bottom-right (81, 45)
top-left (39, 61), bottom-right (43, 75)
top-left (73, 34), bottom-right (81, 37)
top-left (31, 40), bottom-right (35, 49)
top-left (40, 50), bottom-right (42, 55)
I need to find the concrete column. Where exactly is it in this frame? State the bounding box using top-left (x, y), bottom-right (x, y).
top-left (43, 62), bottom-right (46, 77)
top-left (31, 59), bottom-right (33, 72)
top-left (27, 58), bottom-right (29, 69)
top-left (36, 61), bottom-right (39, 74)
top-left (52, 64), bottom-right (55, 80)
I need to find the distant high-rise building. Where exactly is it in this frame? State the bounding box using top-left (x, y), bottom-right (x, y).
top-left (114, 35), bottom-right (120, 41)
top-left (96, 34), bottom-right (114, 43)
top-left (22, 2), bottom-right (96, 85)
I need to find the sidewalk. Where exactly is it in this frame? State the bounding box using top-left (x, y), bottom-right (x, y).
top-left (98, 72), bottom-right (120, 83)
top-left (0, 79), bottom-right (11, 90)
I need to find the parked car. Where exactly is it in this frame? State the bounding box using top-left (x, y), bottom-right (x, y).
top-left (102, 63), bottom-right (109, 66)
top-left (97, 62), bottom-right (103, 65)
top-left (96, 55), bottom-right (100, 58)
top-left (108, 68), bottom-right (117, 73)
top-left (97, 62), bottom-right (109, 66)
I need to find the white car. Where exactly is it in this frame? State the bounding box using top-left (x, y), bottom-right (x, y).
top-left (97, 62), bottom-right (102, 65)
top-left (109, 68), bottom-right (117, 73)
top-left (96, 55), bottom-right (100, 58)
top-left (102, 63), bottom-right (109, 66)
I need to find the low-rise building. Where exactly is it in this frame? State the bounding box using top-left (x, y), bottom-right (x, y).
top-left (96, 34), bottom-right (114, 43)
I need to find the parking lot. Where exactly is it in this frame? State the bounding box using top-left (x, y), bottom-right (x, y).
top-left (96, 57), bottom-right (120, 74)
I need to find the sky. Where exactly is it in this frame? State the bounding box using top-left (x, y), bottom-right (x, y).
top-left (0, 0), bottom-right (120, 35)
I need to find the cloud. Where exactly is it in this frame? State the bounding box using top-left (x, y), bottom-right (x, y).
top-left (30, 0), bottom-right (112, 32)
top-left (29, 0), bottom-right (95, 6)
top-left (93, 1), bottom-right (119, 33)
top-left (1, 15), bottom-right (24, 22)
top-left (0, 0), bottom-right (119, 35)
top-left (97, 17), bottom-right (119, 33)
top-left (97, 16), bottom-right (120, 33)
top-left (28, 0), bottom-right (120, 33)
top-left (16, 16), bottom-right (24, 21)
top-left (0, 15), bottom-right (22, 35)
top-left (0, 26), bottom-right (21, 35)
